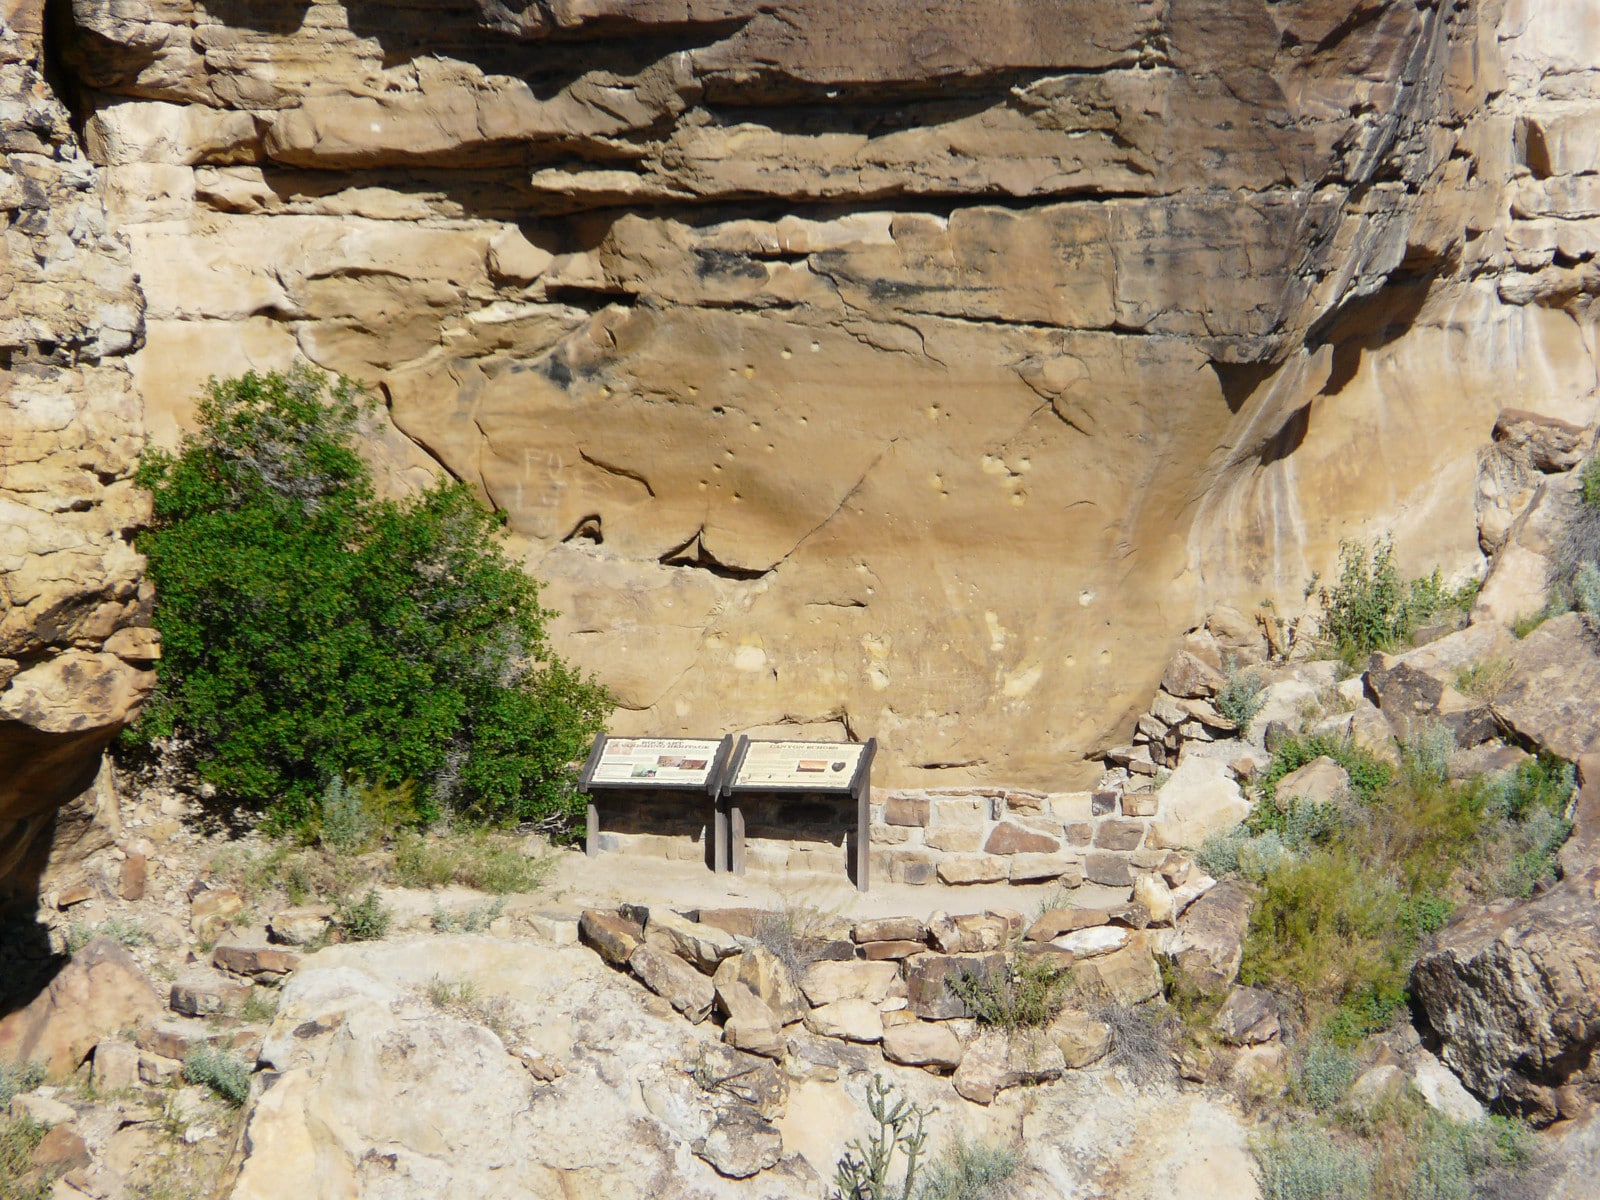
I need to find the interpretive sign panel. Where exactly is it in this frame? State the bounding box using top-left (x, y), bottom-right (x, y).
top-left (728, 740), bottom-right (870, 792)
top-left (582, 736), bottom-right (726, 790)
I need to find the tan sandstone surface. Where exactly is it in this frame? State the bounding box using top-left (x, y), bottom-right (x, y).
top-left (3, 0), bottom-right (1599, 869)
top-left (0, 0), bottom-right (157, 899)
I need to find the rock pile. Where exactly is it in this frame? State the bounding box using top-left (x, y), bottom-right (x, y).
top-left (578, 877), bottom-right (1241, 1107)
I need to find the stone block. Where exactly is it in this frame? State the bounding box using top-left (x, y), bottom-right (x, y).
top-left (799, 961), bottom-right (900, 1006)
top-left (936, 855), bottom-right (1008, 885)
top-left (91, 1040), bottom-right (140, 1093)
top-left (905, 952), bottom-right (1005, 1020)
top-left (852, 917), bottom-right (927, 943)
top-left (1083, 852), bottom-right (1132, 887)
top-left (882, 1021), bottom-right (965, 1070)
top-left (119, 853), bottom-right (148, 901)
top-left (1049, 793), bottom-right (1094, 822)
top-left (927, 911), bottom-right (1022, 953)
top-left (1009, 854), bottom-right (1083, 885)
top-left (212, 944), bottom-right (300, 981)
top-left (1120, 791), bottom-right (1158, 817)
top-left (983, 821), bottom-right (1059, 855)
top-left (1094, 819), bottom-right (1145, 850)
top-left (871, 823), bottom-right (913, 845)
top-left (883, 796), bottom-right (930, 826)
top-left (862, 940), bottom-right (927, 961)
top-left (579, 909), bottom-right (644, 966)
top-left (1026, 908), bottom-right (1108, 941)
top-left (886, 849), bottom-right (939, 885)
top-left (1063, 822), bottom-right (1093, 846)
top-left (929, 797), bottom-right (987, 827)
top-left (170, 970), bottom-right (250, 1017)
top-left (924, 826), bottom-right (984, 853)
top-left (804, 999), bottom-right (883, 1043)
top-left (628, 944), bottom-right (714, 1023)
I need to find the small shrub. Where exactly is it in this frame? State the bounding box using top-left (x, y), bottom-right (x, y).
top-left (917, 1139), bottom-right (1021, 1200)
top-left (0, 1061), bottom-right (46, 1108)
top-left (183, 1045), bottom-right (251, 1107)
top-left (1255, 734), bottom-right (1392, 817)
top-left (1292, 1040), bottom-right (1358, 1113)
top-left (1312, 538), bottom-right (1470, 667)
top-left (1216, 656), bottom-right (1267, 732)
top-left (426, 976), bottom-right (480, 1008)
top-left (66, 917), bottom-right (149, 954)
top-left (1253, 1128), bottom-right (1372, 1200)
top-left (1400, 723), bottom-right (1456, 788)
top-left (317, 776), bottom-right (375, 852)
top-left (0, 1113), bottom-right (52, 1200)
top-left (1091, 997), bottom-right (1179, 1085)
top-left (1453, 658), bottom-right (1517, 704)
top-left (391, 831), bottom-right (551, 895)
top-left (1575, 561), bottom-right (1600, 615)
top-left (239, 988), bottom-right (279, 1023)
top-left (948, 954), bottom-right (1068, 1032)
top-left (753, 897), bottom-right (845, 980)
top-left (334, 888), bottom-right (391, 941)
top-left (431, 897), bottom-right (505, 933)
top-left (833, 1075), bottom-right (935, 1200)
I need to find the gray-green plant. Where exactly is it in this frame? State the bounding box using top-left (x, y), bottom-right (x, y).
top-left (334, 888), bottom-right (391, 941)
top-left (431, 897), bottom-right (505, 933)
top-left (1090, 996), bottom-right (1178, 1085)
top-left (0, 1111), bottom-right (52, 1200)
top-left (1253, 1128), bottom-right (1372, 1200)
top-left (318, 776), bottom-right (375, 851)
top-left (0, 1061), bottom-right (46, 1108)
top-left (182, 1045), bottom-right (251, 1107)
top-left (1292, 1040), bottom-right (1357, 1113)
top-left (833, 1075), bottom-right (936, 1200)
top-left (948, 953), bottom-right (1068, 1032)
top-left (66, 916), bottom-right (149, 955)
top-left (1216, 655), bottom-right (1267, 732)
top-left (917, 1138), bottom-right (1021, 1200)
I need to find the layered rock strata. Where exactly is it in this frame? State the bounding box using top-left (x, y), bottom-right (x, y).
top-left (18, 0), bottom-right (1600, 795)
top-left (0, 0), bottom-right (156, 899)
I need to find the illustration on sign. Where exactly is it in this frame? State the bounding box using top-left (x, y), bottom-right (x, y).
top-left (589, 738), bottom-right (724, 787)
top-left (732, 740), bottom-right (868, 790)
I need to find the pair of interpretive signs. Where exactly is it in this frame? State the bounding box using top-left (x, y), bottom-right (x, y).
top-left (577, 734), bottom-right (878, 890)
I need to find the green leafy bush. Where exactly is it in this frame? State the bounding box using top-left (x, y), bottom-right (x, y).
top-left (1216, 656), bottom-right (1267, 732)
top-left (1312, 538), bottom-right (1471, 667)
top-left (334, 888), bottom-right (392, 941)
top-left (918, 1139), bottom-right (1021, 1200)
top-left (948, 953), bottom-right (1069, 1032)
top-left (131, 365), bottom-right (609, 834)
top-left (1253, 1128), bottom-right (1371, 1200)
top-left (183, 1044), bottom-right (252, 1107)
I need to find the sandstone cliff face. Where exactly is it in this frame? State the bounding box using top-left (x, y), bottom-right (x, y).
top-left (27, 0), bottom-right (1600, 789)
top-left (0, 0), bottom-right (156, 898)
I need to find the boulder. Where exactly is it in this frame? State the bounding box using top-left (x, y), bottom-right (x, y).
top-left (881, 1021), bottom-right (965, 1070)
top-left (1410, 1051), bottom-right (1485, 1123)
top-left (797, 960), bottom-right (899, 1007)
top-left (1131, 873), bottom-right (1176, 926)
top-left (213, 943), bottom-right (301, 981)
top-left (952, 1030), bottom-right (1064, 1104)
top-left (1496, 614), bottom-right (1600, 760)
top-left (1147, 758), bottom-right (1248, 850)
top-left (803, 999), bottom-right (883, 1043)
top-left (31, 1124), bottom-right (91, 1172)
top-left (1083, 852), bottom-right (1133, 887)
top-left (712, 947), bottom-right (807, 1024)
top-left (91, 1040), bottom-right (140, 1092)
top-left (1213, 987), bottom-right (1280, 1045)
top-left (268, 905), bottom-right (335, 947)
top-left (8, 1093), bottom-right (76, 1127)
top-left (695, 1105), bottom-right (784, 1179)
top-left (0, 939), bottom-right (161, 1078)
top-left (1162, 652), bottom-right (1224, 699)
top-left (1050, 1011), bottom-right (1113, 1069)
top-left (580, 908), bottom-right (645, 965)
top-left (1493, 410), bottom-right (1588, 474)
top-left (170, 969), bottom-right (251, 1017)
top-left (644, 909), bottom-right (741, 972)
top-left (1273, 756), bottom-right (1349, 807)
top-left (1164, 879), bottom-right (1253, 993)
top-left (629, 944), bottom-right (715, 1023)
top-left (715, 979), bottom-right (785, 1060)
